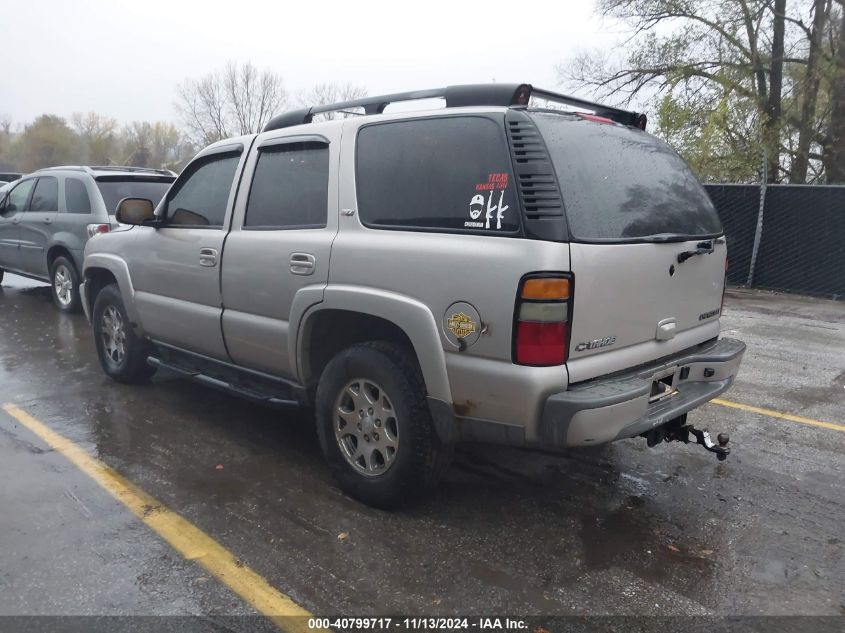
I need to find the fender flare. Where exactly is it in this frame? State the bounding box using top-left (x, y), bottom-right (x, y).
top-left (293, 284), bottom-right (453, 406)
top-left (82, 253), bottom-right (143, 333)
top-left (45, 239), bottom-right (81, 269)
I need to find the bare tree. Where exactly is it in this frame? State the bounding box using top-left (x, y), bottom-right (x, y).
top-left (298, 82), bottom-right (369, 120)
top-left (71, 112), bottom-right (119, 164)
top-left (224, 62), bottom-right (286, 134)
top-left (176, 62), bottom-right (286, 145)
top-left (560, 0), bottom-right (844, 183)
top-left (828, 3), bottom-right (845, 181)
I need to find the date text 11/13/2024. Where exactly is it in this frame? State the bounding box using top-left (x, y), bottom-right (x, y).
top-left (307, 617), bottom-right (530, 631)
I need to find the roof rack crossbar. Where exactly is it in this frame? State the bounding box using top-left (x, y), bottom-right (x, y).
top-left (260, 83), bottom-right (647, 132)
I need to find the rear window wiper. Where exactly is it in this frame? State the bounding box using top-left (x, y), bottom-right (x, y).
top-left (639, 233), bottom-right (699, 243)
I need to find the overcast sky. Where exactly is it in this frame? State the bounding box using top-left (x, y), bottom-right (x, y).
top-left (2, 0), bottom-right (621, 127)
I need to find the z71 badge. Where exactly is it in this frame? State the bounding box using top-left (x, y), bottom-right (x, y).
top-left (574, 336), bottom-right (617, 352)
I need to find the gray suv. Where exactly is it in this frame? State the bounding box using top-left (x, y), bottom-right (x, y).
top-left (0, 166), bottom-right (175, 311)
top-left (81, 84), bottom-right (745, 508)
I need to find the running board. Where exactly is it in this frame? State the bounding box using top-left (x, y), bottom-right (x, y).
top-left (147, 355), bottom-right (301, 408)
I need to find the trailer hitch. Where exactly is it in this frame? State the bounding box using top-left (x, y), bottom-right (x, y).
top-left (644, 415), bottom-right (731, 461)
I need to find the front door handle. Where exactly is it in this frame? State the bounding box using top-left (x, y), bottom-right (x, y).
top-left (43, 218), bottom-right (53, 224)
top-left (199, 247), bottom-right (218, 267)
top-left (290, 252), bottom-right (316, 275)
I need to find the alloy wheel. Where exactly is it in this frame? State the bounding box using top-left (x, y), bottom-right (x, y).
top-left (53, 264), bottom-right (74, 306)
top-left (334, 379), bottom-right (400, 476)
top-left (100, 305), bottom-right (126, 365)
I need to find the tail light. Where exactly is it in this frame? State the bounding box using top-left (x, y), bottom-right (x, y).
top-left (86, 223), bottom-right (111, 238)
top-left (513, 274), bottom-right (572, 366)
top-left (721, 257), bottom-right (729, 312)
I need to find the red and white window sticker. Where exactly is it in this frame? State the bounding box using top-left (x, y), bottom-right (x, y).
top-left (465, 173), bottom-right (510, 230)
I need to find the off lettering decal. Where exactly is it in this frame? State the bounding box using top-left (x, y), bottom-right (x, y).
top-left (465, 173), bottom-right (509, 230)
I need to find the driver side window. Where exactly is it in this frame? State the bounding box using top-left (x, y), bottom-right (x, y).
top-left (164, 153), bottom-right (241, 228)
top-left (3, 179), bottom-right (36, 214)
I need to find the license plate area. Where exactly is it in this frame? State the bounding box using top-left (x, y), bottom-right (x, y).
top-left (649, 366), bottom-right (679, 403)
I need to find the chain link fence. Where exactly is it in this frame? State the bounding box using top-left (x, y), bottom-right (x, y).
top-left (704, 184), bottom-right (845, 300)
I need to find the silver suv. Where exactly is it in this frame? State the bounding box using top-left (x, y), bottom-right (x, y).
top-left (81, 84), bottom-right (745, 508)
top-left (0, 166), bottom-right (175, 311)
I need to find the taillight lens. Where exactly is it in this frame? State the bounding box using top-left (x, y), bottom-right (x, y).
top-left (514, 274), bottom-right (572, 366)
top-left (86, 224), bottom-right (111, 238)
top-left (721, 257), bottom-right (729, 311)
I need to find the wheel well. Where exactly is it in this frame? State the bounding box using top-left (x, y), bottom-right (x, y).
top-left (303, 310), bottom-right (419, 394)
top-left (84, 267), bottom-right (118, 314)
top-left (46, 245), bottom-right (72, 269)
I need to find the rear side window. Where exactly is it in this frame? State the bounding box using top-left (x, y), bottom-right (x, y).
top-left (165, 154), bottom-right (240, 228)
top-left (65, 178), bottom-right (92, 214)
top-left (245, 143), bottom-right (329, 229)
top-left (531, 112), bottom-right (722, 242)
top-left (29, 177), bottom-right (59, 212)
top-left (96, 178), bottom-right (173, 215)
top-left (356, 116), bottom-right (519, 233)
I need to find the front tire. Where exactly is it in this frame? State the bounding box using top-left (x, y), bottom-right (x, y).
top-left (50, 256), bottom-right (81, 313)
top-left (315, 341), bottom-right (452, 509)
top-left (92, 284), bottom-right (156, 383)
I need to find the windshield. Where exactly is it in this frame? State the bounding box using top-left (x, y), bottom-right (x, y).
top-left (530, 112), bottom-right (722, 242)
top-left (96, 178), bottom-right (173, 214)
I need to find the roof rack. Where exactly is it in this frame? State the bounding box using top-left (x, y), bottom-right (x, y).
top-left (89, 165), bottom-right (176, 176)
top-left (262, 83), bottom-right (647, 132)
top-left (35, 166), bottom-right (94, 174)
top-left (35, 165), bottom-right (176, 177)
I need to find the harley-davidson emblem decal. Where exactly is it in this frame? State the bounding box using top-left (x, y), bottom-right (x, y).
top-left (447, 312), bottom-right (477, 339)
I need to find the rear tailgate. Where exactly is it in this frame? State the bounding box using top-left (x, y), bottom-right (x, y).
top-left (567, 239), bottom-right (725, 382)
top-left (530, 112), bottom-right (725, 383)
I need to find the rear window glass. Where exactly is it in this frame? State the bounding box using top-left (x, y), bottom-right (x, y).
top-left (531, 113), bottom-right (722, 241)
top-left (96, 178), bottom-right (173, 214)
top-left (356, 116), bottom-right (519, 233)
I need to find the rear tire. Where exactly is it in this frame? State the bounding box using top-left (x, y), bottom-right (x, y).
top-left (50, 256), bottom-right (81, 313)
top-left (92, 284), bottom-right (156, 383)
top-left (315, 341), bottom-right (452, 509)
top-left (0, 268), bottom-right (4, 284)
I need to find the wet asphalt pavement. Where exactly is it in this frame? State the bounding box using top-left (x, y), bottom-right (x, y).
top-left (0, 273), bottom-right (842, 619)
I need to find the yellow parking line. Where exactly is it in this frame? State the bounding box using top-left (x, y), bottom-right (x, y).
top-left (711, 398), bottom-right (844, 432)
top-left (1, 403), bottom-right (316, 633)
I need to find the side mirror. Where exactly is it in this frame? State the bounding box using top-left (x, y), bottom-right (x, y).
top-left (115, 198), bottom-right (156, 226)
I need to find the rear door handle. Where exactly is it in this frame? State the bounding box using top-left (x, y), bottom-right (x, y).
top-left (199, 247), bottom-right (218, 267)
top-left (290, 252), bottom-right (316, 275)
top-left (43, 217), bottom-right (53, 224)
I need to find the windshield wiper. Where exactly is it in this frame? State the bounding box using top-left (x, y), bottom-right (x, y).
top-left (677, 240), bottom-right (715, 263)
